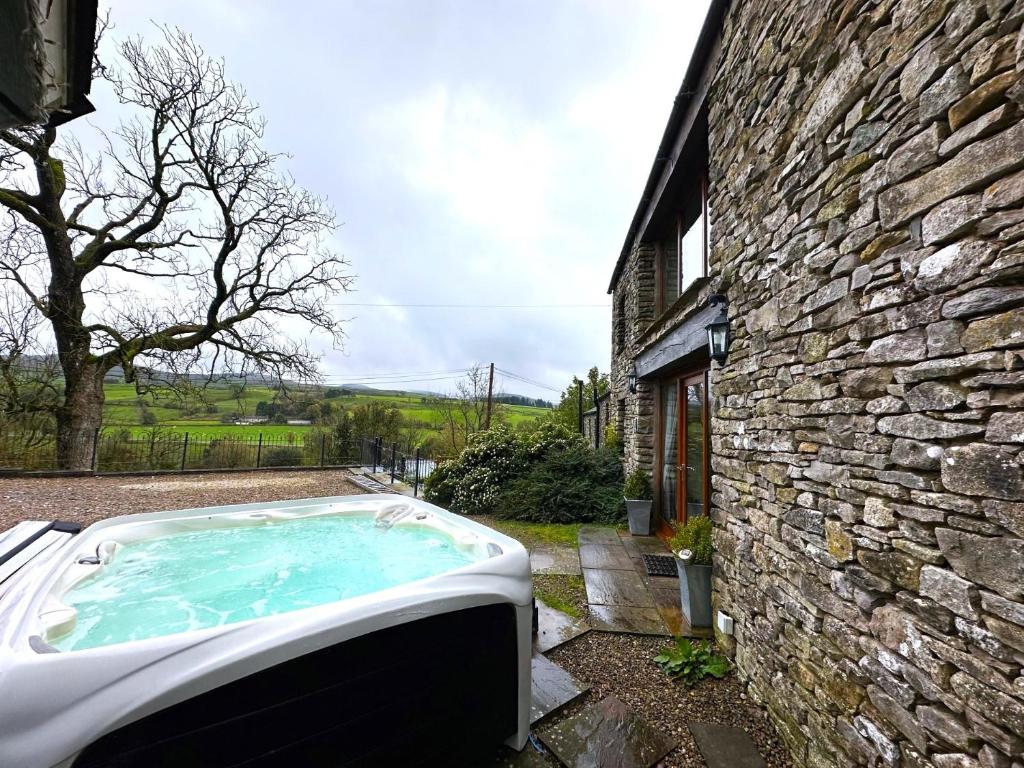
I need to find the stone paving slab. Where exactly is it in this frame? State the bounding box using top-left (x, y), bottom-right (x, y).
top-left (539, 695), bottom-right (675, 768)
top-left (530, 652), bottom-right (589, 724)
top-left (620, 533), bottom-right (671, 555)
top-left (577, 526), bottom-right (621, 545)
top-left (688, 723), bottom-right (766, 768)
top-left (588, 604), bottom-right (669, 635)
top-left (534, 598), bottom-right (588, 653)
top-left (530, 545), bottom-right (581, 575)
top-left (583, 567), bottom-right (655, 608)
top-left (579, 543), bottom-right (635, 570)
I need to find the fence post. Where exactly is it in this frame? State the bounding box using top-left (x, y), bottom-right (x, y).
top-left (373, 437), bottom-right (380, 473)
top-left (390, 443), bottom-right (397, 483)
top-left (180, 433), bottom-right (189, 471)
top-left (256, 433), bottom-right (263, 468)
top-left (319, 434), bottom-right (326, 468)
top-left (413, 449), bottom-right (421, 498)
top-left (90, 428), bottom-right (100, 472)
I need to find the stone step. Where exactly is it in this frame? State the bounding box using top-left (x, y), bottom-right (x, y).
top-left (688, 723), bottom-right (767, 768)
top-left (530, 652), bottom-right (589, 725)
top-left (537, 695), bottom-right (675, 768)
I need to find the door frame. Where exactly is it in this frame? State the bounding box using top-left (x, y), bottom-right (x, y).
top-left (655, 367), bottom-right (710, 527)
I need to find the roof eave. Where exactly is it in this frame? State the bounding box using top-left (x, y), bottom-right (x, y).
top-left (607, 0), bottom-right (730, 294)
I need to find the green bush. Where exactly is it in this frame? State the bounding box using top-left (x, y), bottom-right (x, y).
top-left (670, 515), bottom-right (714, 565)
top-left (623, 467), bottom-right (652, 500)
top-left (424, 423), bottom-right (622, 523)
top-left (201, 438), bottom-right (254, 469)
top-left (493, 446), bottom-right (624, 524)
top-left (261, 446), bottom-right (304, 467)
top-left (423, 425), bottom-right (528, 514)
top-left (653, 638), bottom-right (729, 686)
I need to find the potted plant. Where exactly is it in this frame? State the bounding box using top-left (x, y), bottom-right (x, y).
top-left (623, 468), bottom-right (653, 535)
top-left (671, 516), bottom-right (713, 627)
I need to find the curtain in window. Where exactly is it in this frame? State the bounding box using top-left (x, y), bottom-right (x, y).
top-left (660, 382), bottom-right (678, 522)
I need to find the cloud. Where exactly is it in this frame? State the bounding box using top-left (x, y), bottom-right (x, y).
top-left (77, 0), bottom-right (712, 398)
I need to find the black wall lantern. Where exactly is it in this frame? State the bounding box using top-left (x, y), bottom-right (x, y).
top-left (627, 362), bottom-right (638, 394)
top-left (706, 293), bottom-right (730, 364)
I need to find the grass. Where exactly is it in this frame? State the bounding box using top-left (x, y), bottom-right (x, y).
top-left (467, 516), bottom-right (583, 549)
top-left (98, 382), bottom-right (548, 436)
top-left (534, 574), bottom-right (587, 620)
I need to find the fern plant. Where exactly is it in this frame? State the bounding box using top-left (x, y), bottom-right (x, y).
top-left (653, 638), bottom-right (730, 686)
top-left (670, 515), bottom-right (714, 565)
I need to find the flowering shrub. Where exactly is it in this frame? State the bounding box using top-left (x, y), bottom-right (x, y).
top-left (424, 425), bottom-right (527, 515)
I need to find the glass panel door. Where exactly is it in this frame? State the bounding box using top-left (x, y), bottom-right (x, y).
top-left (659, 381), bottom-right (679, 522)
top-left (682, 374), bottom-right (707, 520)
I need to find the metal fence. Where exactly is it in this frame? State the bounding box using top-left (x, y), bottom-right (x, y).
top-left (358, 437), bottom-right (442, 498)
top-left (0, 429), bottom-right (364, 474)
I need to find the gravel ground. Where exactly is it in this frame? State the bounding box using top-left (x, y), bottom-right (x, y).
top-left (545, 633), bottom-right (792, 768)
top-left (0, 470), bottom-right (362, 529)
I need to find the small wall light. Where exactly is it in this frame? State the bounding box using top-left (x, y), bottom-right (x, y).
top-left (706, 293), bottom-right (730, 364)
top-left (627, 362), bottom-right (638, 394)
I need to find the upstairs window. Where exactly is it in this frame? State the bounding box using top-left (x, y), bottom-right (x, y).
top-left (656, 173), bottom-right (709, 315)
top-left (678, 174), bottom-right (708, 297)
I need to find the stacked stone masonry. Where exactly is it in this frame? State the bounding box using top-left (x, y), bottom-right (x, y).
top-left (611, 0), bottom-right (1024, 766)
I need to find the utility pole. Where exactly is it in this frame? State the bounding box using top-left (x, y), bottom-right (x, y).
top-left (484, 362), bottom-right (495, 429)
top-left (576, 378), bottom-right (584, 434)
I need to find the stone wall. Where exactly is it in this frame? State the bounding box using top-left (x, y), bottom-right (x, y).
top-left (611, 244), bottom-right (658, 474)
top-left (705, 0), bottom-right (1024, 766)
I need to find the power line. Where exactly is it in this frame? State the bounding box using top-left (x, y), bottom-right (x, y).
top-left (495, 367), bottom-right (562, 393)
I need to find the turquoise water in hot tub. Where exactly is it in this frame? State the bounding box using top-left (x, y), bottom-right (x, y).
top-left (52, 514), bottom-right (478, 651)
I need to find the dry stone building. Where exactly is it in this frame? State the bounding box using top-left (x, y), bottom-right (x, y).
top-left (608, 0), bottom-right (1024, 765)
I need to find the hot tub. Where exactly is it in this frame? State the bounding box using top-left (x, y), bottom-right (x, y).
top-left (0, 495), bottom-right (532, 767)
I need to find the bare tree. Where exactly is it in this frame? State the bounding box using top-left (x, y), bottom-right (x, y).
top-left (0, 291), bottom-right (60, 447)
top-left (430, 365), bottom-right (505, 452)
top-left (0, 29), bottom-right (352, 468)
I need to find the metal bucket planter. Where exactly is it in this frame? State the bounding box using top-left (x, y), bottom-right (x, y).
top-left (625, 499), bottom-right (653, 536)
top-left (676, 558), bottom-right (712, 627)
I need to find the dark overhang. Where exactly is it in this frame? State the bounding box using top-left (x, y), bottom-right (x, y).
top-left (0, 0), bottom-right (98, 129)
top-left (606, 0), bottom-right (730, 294)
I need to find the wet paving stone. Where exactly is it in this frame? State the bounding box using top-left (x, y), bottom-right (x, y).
top-left (688, 723), bottom-right (767, 768)
top-left (534, 598), bottom-right (588, 653)
top-left (619, 533), bottom-right (669, 554)
top-left (530, 652), bottom-right (589, 724)
top-left (538, 695), bottom-right (675, 768)
top-left (577, 526), bottom-right (620, 545)
top-left (579, 543), bottom-right (635, 570)
top-left (588, 604), bottom-right (669, 635)
top-left (583, 567), bottom-right (655, 608)
top-left (530, 546), bottom-right (582, 576)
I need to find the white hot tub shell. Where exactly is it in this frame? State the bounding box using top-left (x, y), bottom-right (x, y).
top-left (0, 494), bottom-right (533, 768)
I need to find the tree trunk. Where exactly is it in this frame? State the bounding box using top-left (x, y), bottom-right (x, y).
top-left (55, 363), bottom-right (105, 470)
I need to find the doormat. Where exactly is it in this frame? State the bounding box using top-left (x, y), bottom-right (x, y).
top-left (642, 554), bottom-right (678, 578)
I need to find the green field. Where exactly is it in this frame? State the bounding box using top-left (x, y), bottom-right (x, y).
top-left (101, 382), bottom-right (548, 438)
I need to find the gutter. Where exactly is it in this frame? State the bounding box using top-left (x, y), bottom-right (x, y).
top-left (606, 0), bottom-right (730, 294)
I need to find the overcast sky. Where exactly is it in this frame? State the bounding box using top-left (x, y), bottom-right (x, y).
top-left (96, 0), bottom-right (710, 399)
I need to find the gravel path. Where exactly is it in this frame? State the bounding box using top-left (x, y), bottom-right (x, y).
top-left (546, 633), bottom-right (792, 768)
top-left (0, 470), bottom-right (362, 530)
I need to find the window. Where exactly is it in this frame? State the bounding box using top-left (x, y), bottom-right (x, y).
top-left (678, 174), bottom-right (708, 296)
top-left (656, 173), bottom-right (708, 314)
